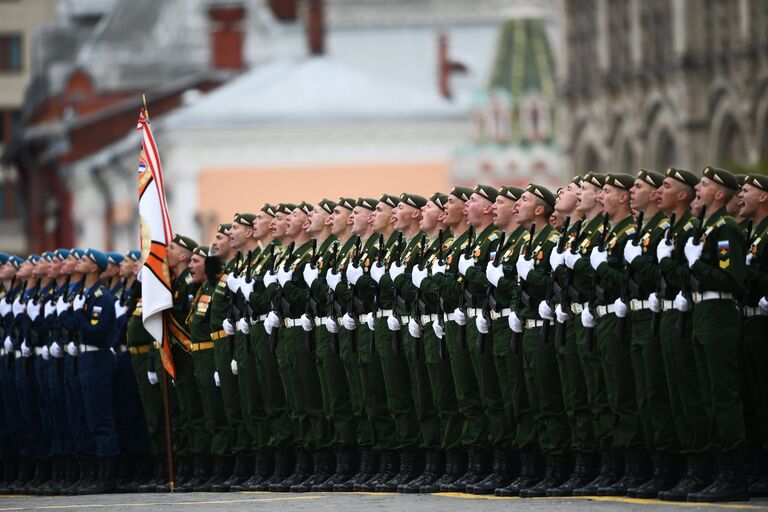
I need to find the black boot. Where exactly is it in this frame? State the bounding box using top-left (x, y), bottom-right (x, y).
top-left (292, 449), bottom-right (334, 492)
top-left (176, 455), bottom-right (211, 493)
top-left (627, 453), bottom-right (681, 499)
top-left (421, 449), bottom-right (466, 493)
top-left (156, 456), bottom-right (190, 493)
top-left (495, 452), bottom-right (543, 496)
top-left (0, 457), bottom-right (18, 493)
top-left (79, 459), bottom-right (117, 495)
top-left (313, 448), bottom-right (355, 491)
top-left (336, 448), bottom-right (377, 492)
top-left (547, 453), bottom-right (598, 497)
top-left (354, 450), bottom-right (397, 491)
top-left (61, 459), bottom-right (91, 495)
top-left (123, 456), bottom-right (153, 490)
top-left (138, 457), bottom-right (166, 493)
top-left (687, 453), bottom-right (749, 502)
top-left (376, 448), bottom-right (421, 492)
top-left (9, 457), bottom-right (35, 494)
top-left (399, 449), bottom-right (443, 493)
top-left (441, 448), bottom-right (490, 492)
top-left (234, 450), bottom-right (274, 491)
top-left (254, 448), bottom-right (293, 491)
top-left (20, 459), bottom-right (50, 493)
top-left (113, 457), bottom-right (137, 493)
top-left (212, 455), bottom-right (252, 492)
top-left (466, 449), bottom-right (515, 495)
top-left (572, 452), bottom-right (622, 496)
top-left (270, 449), bottom-right (312, 492)
top-left (34, 458), bottom-right (59, 495)
top-left (194, 456), bottom-right (232, 492)
top-left (520, 454), bottom-right (571, 497)
top-left (598, 452), bottom-right (651, 496)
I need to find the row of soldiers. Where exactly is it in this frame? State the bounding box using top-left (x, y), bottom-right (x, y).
top-left (0, 166), bottom-right (765, 503)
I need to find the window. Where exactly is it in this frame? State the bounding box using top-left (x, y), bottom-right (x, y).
top-left (0, 109), bottom-right (22, 144)
top-left (0, 34), bottom-right (22, 72)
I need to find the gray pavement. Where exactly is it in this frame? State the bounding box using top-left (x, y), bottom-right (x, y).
top-left (0, 492), bottom-right (766, 512)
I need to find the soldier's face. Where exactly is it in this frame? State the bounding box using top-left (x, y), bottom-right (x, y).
top-left (492, 196), bottom-right (515, 227)
top-left (306, 207), bottom-right (328, 235)
top-left (370, 203), bottom-right (393, 233)
top-left (465, 194), bottom-right (492, 227)
top-left (576, 182), bottom-right (599, 213)
top-left (188, 254), bottom-right (206, 283)
top-left (351, 206), bottom-right (371, 235)
top-left (630, 179), bottom-right (655, 211)
top-left (18, 260), bottom-right (34, 279)
top-left (64, 256), bottom-right (77, 274)
top-left (229, 222), bottom-right (252, 248)
top-left (419, 202), bottom-right (441, 231)
top-left (658, 178), bottom-right (683, 213)
top-left (739, 183), bottom-right (766, 218)
top-left (443, 196), bottom-right (465, 227)
top-left (212, 232), bottom-right (232, 259)
top-left (167, 242), bottom-right (181, 267)
top-left (393, 203), bottom-right (419, 230)
top-left (600, 185), bottom-right (627, 217)
top-left (556, 183), bottom-right (579, 214)
top-left (726, 192), bottom-right (743, 218)
top-left (513, 192), bottom-right (539, 225)
top-left (33, 259), bottom-right (50, 277)
top-left (695, 177), bottom-right (718, 207)
top-left (329, 207), bottom-right (351, 236)
top-left (0, 263), bottom-right (14, 280)
top-left (118, 259), bottom-right (134, 278)
top-left (252, 213), bottom-right (272, 240)
top-left (271, 212), bottom-right (289, 238)
top-left (286, 209), bottom-right (308, 237)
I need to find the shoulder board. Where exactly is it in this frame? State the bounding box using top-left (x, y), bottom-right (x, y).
top-left (94, 288), bottom-right (103, 297)
top-left (682, 220), bottom-right (695, 232)
top-left (658, 219), bottom-right (670, 230)
top-left (547, 232), bottom-right (559, 242)
top-left (184, 274), bottom-right (193, 284)
top-left (489, 233), bottom-right (499, 242)
top-left (716, 218), bottom-right (727, 227)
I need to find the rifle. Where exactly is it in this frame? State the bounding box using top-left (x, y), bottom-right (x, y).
top-left (345, 236), bottom-right (363, 353)
top-left (227, 251), bottom-right (243, 356)
top-left (70, 278), bottom-right (86, 375)
top-left (457, 226), bottom-right (475, 348)
top-left (541, 216), bottom-right (571, 342)
top-left (477, 230), bottom-right (506, 354)
top-left (435, 229), bottom-right (447, 360)
top-left (651, 213), bottom-right (676, 339)
top-left (270, 242), bottom-right (295, 353)
top-left (585, 213), bottom-right (611, 351)
top-left (305, 239), bottom-right (318, 354)
top-left (410, 234), bottom-right (428, 359)
top-left (556, 217), bottom-right (582, 345)
top-left (2, 275), bottom-right (18, 369)
top-left (390, 232), bottom-right (405, 354)
top-left (240, 250), bottom-right (255, 353)
top-left (615, 211), bottom-right (644, 340)
top-left (369, 234), bottom-right (385, 354)
top-left (677, 205), bottom-right (706, 337)
top-left (325, 242), bottom-right (340, 355)
top-left (53, 274), bottom-right (72, 376)
top-left (509, 224), bottom-right (536, 354)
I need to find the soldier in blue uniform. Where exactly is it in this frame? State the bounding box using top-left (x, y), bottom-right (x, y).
top-left (0, 254), bottom-right (20, 491)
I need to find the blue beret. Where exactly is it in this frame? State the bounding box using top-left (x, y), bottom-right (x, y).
top-left (126, 250), bottom-right (141, 261)
top-left (9, 256), bottom-right (23, 268)
top-left (71, 249), bottom-right (85, 260)
top-left (42, 251), bottom-right (56, 262)
top-left (85, 249), bottom-right (108, 271)
top-left (27, 254), bottom-right (40, 263)
top-left (107, 252), bottom-right (124, 265)
top-left (0, 252), bottom-right (9, 265)
top-left (55, 249), bottom-right (70, 260)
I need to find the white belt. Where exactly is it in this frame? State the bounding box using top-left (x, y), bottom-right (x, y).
top-left (489, 308), bottom-right (512, 320)
top-left (418, 314), bottom-right (440, 324)
top-left (571, 302), bottom-right (588, 315)
top-left (34, 347), bottom-right (45, 356)
top-left (595, 304), bottom-right (616, 317)
top-left (249, 314), bottom-right (269, 325)
top-left (282, 318), bottom-right (302, 328)
top-left (662, 300), bottom-right (674, 311)
top-left (377, 310), bottom-right (411, 323)
top-left (116, 345), bottom-right (128, 353)
top-left (466, 308), bottom-right (482, 318)
top-left (743, 307), bottom-right (759, 317)
top-left (14, 350), bottom-right (22, 358)
top-left (0, 348), bottom-right (4, 356)
top-left (524, 319), bottom-right (552, 329)
top-left (692, 291), bottom-right (734, 303)
top-left (79, 344), bottom-right (103, 352)
top-left (629, 299), bottom-right (652, 311)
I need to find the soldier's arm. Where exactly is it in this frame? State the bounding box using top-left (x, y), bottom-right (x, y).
top-left (690, 223), bottom-right (746, 294)
top-left (524, 242), bottom-right (555, 298)
top-left (595, 238), bottom-right (631, 290)
top-left (77, 292), bottom-right (117, 348)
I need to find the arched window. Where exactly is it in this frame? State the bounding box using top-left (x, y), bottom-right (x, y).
top-left (717, 115), bottom-right (747, 167)
top-left (581, 145), bottom-right (601, 173)
top-left (656, 130), bottom-right (677, 170)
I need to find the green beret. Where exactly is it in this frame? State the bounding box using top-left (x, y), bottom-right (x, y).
top-left (338, 197), bottom-right (356, 211)
top-left (192, 246), bottom-right (208, 258)
top-left (216, 223), bottom-right (232, 235)
top-left (319, 198), bottom-right (337, 214)
top-left (637, 169), bottom-right (664, 188)
top-left (356, 197), bottom-right (378, 211)
top-left (379, 194), bottom-right (399, 208)
top-left (261, 204), bottom-right (278, 217)
top-left (297, 202), bottom-right (313, 215)
top-left (736, 174), bottom-right (747, 188)
top-left (702, 166), bottom-right (739, 191)
top-left (400, 193), bottom-right (427, 209)
top-left (276, 203), bottom-right (297, 215)
top-left (745, 174), bottom-right (768, 191)
top-left (474, 184), bottom-right (498, 203)
top-left (498, 185), bottom-right (524, 201)
top-left (605, 173), bottom-right (634, 191)
top-left (571, 175), bottom-right (583, 186)
top-left (429, 192), bottom-right (449, 211)
top-left (450, 186), bottom-right (474, 202)
top-left (233, 212), bottom-right (256, 226)
top-left (666, 167), bottom-right (699, 188)
top-left (525, 183), bottom-right (556, 209)
top-left (173, 234), bottom-right (199, 251)
top-left (583, 172), bottom-right (605, 188)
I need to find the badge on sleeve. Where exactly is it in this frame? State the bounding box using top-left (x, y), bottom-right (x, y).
top-left (717, 240), bottom-right (730, 269)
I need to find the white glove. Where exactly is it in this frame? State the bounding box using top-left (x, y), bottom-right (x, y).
top-left (431, 260), bottom-right (446, 275)
top-left (226, 273), bottom-right (241, 293)
top-left (432, 320), bottom-right (445, 338)
top-left (147, 371), bottom-right (158, 385)
top-left (236, 317), bottom-right (250, 334)
top-left (21, 341), bottom-right (31, 357)
top-left (684, 238), bottom-right (703, 268)
top-left (66, 341), bottom-right (78, 357)
top-left (452, 307), bottom-right (467, 326)
top-left (299, 313), bottom-right (314, 332)
top-left (3, 336), bottom-right (12, 353)
top-left (386, 314), bottom-right (401, 331)
top-left (408, 318), bottom-right (422, 338)
top-left (365, 312), bottom-right (375, 331)
top-left (411, 266), bottom-right (428, 289)
top-left (114, 301), bottom-right (127, 320)
top-left (589, 247), bottom-right (607, 271)
top-left (655, 241), bottom-right (672, 262)
top-left (72, 294), bottom-right (85, 311)
top-left (673, 291), bottom-right (691, 312)
top-left (346, 264), bottom-right (364, 286)
top-left (56, 296), bottom-right (70, 315)
top-left (341, 313), bottom-right (357, 331)
top-left (538, 301), bottom-right (554, 321)
top-left (263, 271), bottom-right (278, 288)
top-left (486, 263), bottom-right (504, 287)
top-left (613, 298), bottom-right (629, 318)
top-left (264, 311), bottom-right (280, 334)
top-left (44, 301), bottom-right (56, 318)
top-left (277, 266), bottom-right (293, 287)
top-left (624, 242), bottom-right (642, 265)
top-left (0, 299), bottom-right (10, 317)
top-left (27, 301), bottom-right (41, 322)
top-left (41, 346), bottom-right (49, 360)
top-left (326, 270), bottom-right (342, 291)
top-left (648, 292), bottom-right (661, 313)
top-left (580, 307), bottom-right (596, 328)
top-left (458, 255), bottom-right (474, 276)
top-left (564, 250), bottom-right (581, 269)
top-left (324, 316), bottom-right (339, 333)
top-left (230, 359), bottom-right (238, 375)
top-left (213, 371), bottom-right (220, 387)
top-left (475, 315), bottom-right (489, 334)
top-left (240, 278), bottom-right (254, 298)
top-left (508, 311), bottom-right (523, 333)
top-left (746, 252), bottom-right (754, 265)
top-left (12, 298), bottom-right (25, 316)
top-left (555, 304), bottom-right (569, 323)
top-left (370, 262), bottom-right (386, 283)
top-left (549, 249), bottom-right (565, 270)
top-left (303, 265), bottom-right (319, 287)
top-left (388, 262), bottom-right (405, 281)
top-left (516, 255), bottom-right (534, 281)
top-left (758, 296), bottom-right (768, 316)
top-left (50, 342), bottom-right (63, 358)
top-left (222, 318), bottom-right (235, 336)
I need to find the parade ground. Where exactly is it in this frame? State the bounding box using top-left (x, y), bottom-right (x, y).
top-left (0, 492), bottom-right (767, 512)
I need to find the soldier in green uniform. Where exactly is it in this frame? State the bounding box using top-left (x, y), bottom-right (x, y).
top-left (739, 174), bottom-right (768, 496)
top-left (680, 167), bottom-right (747, 502)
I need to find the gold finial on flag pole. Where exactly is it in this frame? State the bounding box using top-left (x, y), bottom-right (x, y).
top-left (143, 93), bottom-right (149, 119)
